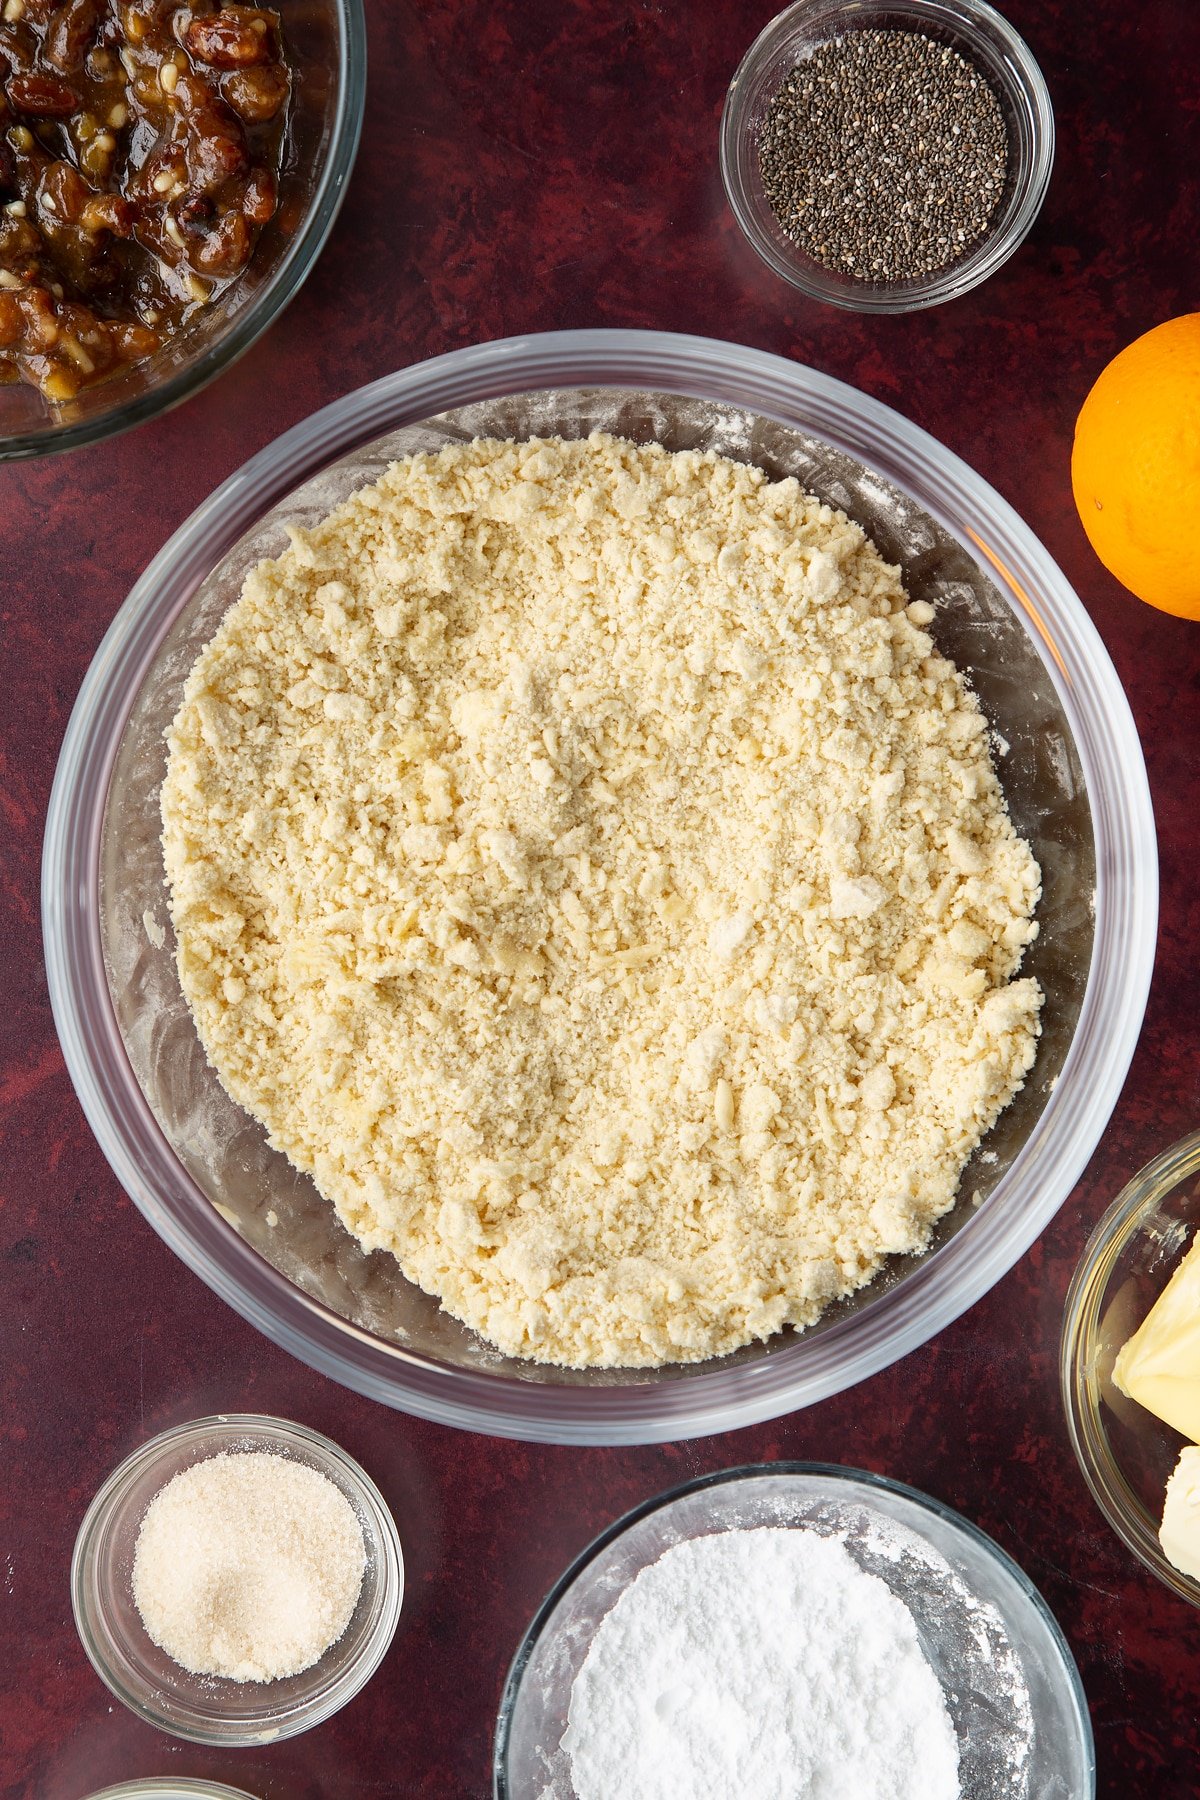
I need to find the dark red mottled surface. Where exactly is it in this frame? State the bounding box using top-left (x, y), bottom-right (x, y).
top-left (2, 2), bottom-right (1199, 1795)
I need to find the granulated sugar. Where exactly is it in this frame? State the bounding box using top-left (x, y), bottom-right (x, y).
top-left (131, 1450), bottom-right (366, 1682)
top-left (563, 1527), bottom-right (960, 1800)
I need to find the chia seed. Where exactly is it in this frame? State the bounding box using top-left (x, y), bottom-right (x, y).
top-left (756, 29), bottom-right (1010, 283)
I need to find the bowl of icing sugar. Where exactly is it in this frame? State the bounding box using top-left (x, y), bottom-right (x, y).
top-left (494, 1462), bottom-right (1094, 1800)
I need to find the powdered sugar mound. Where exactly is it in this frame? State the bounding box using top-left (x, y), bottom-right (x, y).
top-left (562, 1527), bottom-right (960, 1800)
top-left (843, 1506), bottom-right (1034, 1794)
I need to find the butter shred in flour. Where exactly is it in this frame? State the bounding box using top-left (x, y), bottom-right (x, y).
top-left (161, 433), bottom-right (1042, 1368)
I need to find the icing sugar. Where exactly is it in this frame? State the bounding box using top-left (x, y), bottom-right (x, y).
top-left (563, 1526), bottom-right (960, 1800)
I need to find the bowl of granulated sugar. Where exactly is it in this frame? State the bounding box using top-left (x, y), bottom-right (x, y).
top-left (71, 1415), bottom-right (403, 1744)
top-left (495, 1463), bottom-right (1095, 1800)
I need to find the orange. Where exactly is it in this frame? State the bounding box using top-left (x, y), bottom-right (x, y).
top-left (1070, 313), bottom-right (1200, 620)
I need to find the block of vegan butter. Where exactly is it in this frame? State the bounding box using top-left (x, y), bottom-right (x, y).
top-left (1113, 1230), bottom-right (1200, 1441)
top-left (1161, 1448), bottom-right (1200, 1582)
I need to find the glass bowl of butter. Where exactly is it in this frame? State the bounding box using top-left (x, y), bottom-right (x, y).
top-left (1062, 1132), bottom-right (1200, 1604)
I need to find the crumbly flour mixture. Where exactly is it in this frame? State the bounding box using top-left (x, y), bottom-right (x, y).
top-left (562, 1528), bottom-right (961, 1800)
top-left (161, 432), bottom-right (1042, 1367)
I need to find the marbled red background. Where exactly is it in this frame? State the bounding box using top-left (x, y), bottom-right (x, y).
top-left (2, 1), bottom-right (1199, 1795)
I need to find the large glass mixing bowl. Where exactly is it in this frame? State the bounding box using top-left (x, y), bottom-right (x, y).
top-left (42, 330), bottom-right (1157, 1444)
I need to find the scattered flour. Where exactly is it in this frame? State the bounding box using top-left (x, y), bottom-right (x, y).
top-left (562, 1527), bottom-right (960, 1800)
top-left (161, 432), bottom-right (1042, 1367)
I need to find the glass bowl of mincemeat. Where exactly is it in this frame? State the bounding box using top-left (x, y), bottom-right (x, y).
top-left (42, 328), bottom-right (1155, 1446)
top-left (720, 0), bottom-right (1055, 311)
top-left (0, 0), bottom-right (365, 460)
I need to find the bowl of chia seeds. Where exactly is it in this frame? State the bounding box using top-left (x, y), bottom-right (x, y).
top-left (720, 0), bottom-right (1054, 312)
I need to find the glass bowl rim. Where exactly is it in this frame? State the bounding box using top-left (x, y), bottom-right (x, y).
top-left (719, 0), bottom-right (1056, 313)
top-left (1060, 1130), bottom-right (1200, 1608)
top-left (42, 327), bottom-right (1157, 1444)
top-left (70, 1411), bottom-right (404, 1745)
top-left (84, 1786), bottom-right (261, 1800)
top-left (491, 1458), bottom-right (1096, 1798)
top-left (0, 0), bottom-right (368, 464)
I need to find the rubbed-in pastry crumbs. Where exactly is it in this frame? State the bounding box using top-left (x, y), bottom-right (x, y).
top-left (161, 433), bottom-right (1042, 1368)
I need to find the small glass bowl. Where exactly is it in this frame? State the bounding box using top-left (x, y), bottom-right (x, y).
top-left (86, 1786), bottom-right (259, 1800)
top-left (0, 0), bottom-right (365, 462)
top-left (494, 1463), bottom-right (1094, 1798)
top-left (1061, 1132), bottom-right (1200, 1608)
top-left (71, 1414), bottom-right (403, 1745)
top-left (720, 0), bottom-right (1055, 312)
